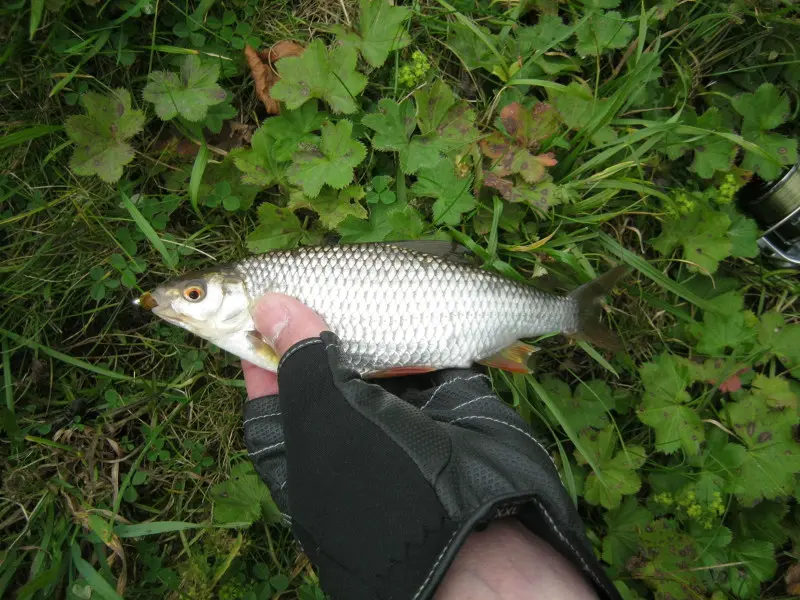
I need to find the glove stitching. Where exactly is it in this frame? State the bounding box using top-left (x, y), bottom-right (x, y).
top-left (447, 394), bottom-right (496, 412)
top-left (243, 412), bottom-right (281, 426)
top-left (410, 527), bottom-right (459, 600)
top-left (449, 415), bottom-right (556, 470)
top-left (248, 441), bottom-right (284, 457)
top-left (531, 498), bottom-right (608, 595)
top-left (420, 374), bottom-right (489, 411)
top-left (278, 338), bottom-right (323, 371)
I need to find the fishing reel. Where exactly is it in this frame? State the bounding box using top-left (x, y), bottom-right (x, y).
top-left (738, 160), bottom-right (800, 268)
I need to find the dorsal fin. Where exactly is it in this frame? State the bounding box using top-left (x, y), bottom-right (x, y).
top-left (385, 241), bottom-right (473, 264)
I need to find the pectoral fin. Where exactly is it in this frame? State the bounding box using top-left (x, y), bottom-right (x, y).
top-left (246, 331), bottom-right (280, 370)
top-left (477, 341), bottom-right (538, 373)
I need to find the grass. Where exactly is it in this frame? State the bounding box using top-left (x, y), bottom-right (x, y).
top-left (2, 0), bottom-right (800, 598)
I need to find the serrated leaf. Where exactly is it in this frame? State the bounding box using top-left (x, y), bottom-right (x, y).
top-left (338, 198), bottom-right (424, 242)
top-left (65, 89), bottom-right (145, 183)
top-left (751, 374), bottom-right (797, 409)
top-left (638, 353), bottom-right (704, 455)
top-left (723, 206), bottom-right (759, 259)
top-left (334, 0), bottom-right (410, 68)
top-left (757, 312), bottom-right (800, 369)
top-left (142, 55), bottom-right (227, 122)
top-left (652, 207), bottom-right (732, 274)
top-left (210, 462), bottom-right (282, 525)
top-left (516, 15), bottom-right (573, 53)
top-left (718, 394), bottom-right (800, 505)
top-left (288, 185), bottom-right (367, 230)
top-left (575, 426), bottom-right (646, 509)
top-left (411, 159), bottom-right (475, 226)
top-left (233, 129), bottom-right (287, 188)
top-left (499, 102), bottom-right (561, 149)
top-left (740, 130), bottom-right (797, 181)
top-left (414, 80), bottom-right (455, 136)
top-left (726, 540), bottom-right (777, 598)
top-left (549, 82), bottom-right (616, 146)
top-left (541, 376), bottom-right (613, 434)
top-left (732, 83), bottom-right (791, 132)
top-left (246, 203), bottom-right (305, 252)
top-left (286, 120), bottom-right (365, 197)
top-left (362, 97), bottom-right (416, 156)
top-left (574, 11), bottom-right (633, 57)
top-left (261, 100), bottom-right (328, 162)
top-left (688, 293), bottom-right (757, 356)
top-left (270, 40), bottom-right (367, 114)
top-left (602, 498), bottom-right (652, 566)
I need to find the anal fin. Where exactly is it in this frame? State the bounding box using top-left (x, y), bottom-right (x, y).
top-left (477, 341), bottom-right (538, 373)
top-left (367, 366), bottom-right (438, 379)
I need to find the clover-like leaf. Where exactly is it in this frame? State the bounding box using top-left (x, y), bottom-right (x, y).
top-left (142, 55), bottom-right (227, 122)
top-left (270, 40), bottom-right (367, 114)
top-left (334, 0), bottom-right (411, 68)
top-left (65, 89), bottom-right (145, 183)
top-left (287, 120), bottom-right (366, 197)
top-left (638, 353), bottom-right (704, 455)
top-left (411, 159), bottom-right (475, 226)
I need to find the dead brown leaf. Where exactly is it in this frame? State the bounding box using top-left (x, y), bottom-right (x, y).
top-left (786, 562), bottom-right (800, 595)
top-left (245, 41), bottom-right (305, 114)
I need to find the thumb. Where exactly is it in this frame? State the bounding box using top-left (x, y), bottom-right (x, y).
top-left (253, 293), bottom-right (329, 357)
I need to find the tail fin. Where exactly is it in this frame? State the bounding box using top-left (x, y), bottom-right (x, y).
top-left (567, 265), bottom-right (628, 351)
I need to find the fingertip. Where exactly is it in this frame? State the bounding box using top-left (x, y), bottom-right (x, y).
top-left (253, 293), bottom-right (328, 357)
top-left (242, 360), bottom-right (279, 399)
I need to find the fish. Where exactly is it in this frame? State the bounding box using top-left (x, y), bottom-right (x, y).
top-left (136, 241), bottom-right (627, 377)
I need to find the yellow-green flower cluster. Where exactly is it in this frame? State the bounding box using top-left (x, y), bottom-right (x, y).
top-left (398, 51), bottom-right (430, 87)
top-left (716, 173), bottom-right (738, 204)
top-left (653, 489), bottom-right (725, 529)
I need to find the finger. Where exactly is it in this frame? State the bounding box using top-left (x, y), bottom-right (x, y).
top-left (242, 359), bottom-right (279, 400)
top-left (253, 293), bottom-right (329, 357)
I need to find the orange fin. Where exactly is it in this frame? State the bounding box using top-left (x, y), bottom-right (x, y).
top-left (367, 366), bottom-right (438, 379)
top-left (478, 341), bottom-right (538, 373)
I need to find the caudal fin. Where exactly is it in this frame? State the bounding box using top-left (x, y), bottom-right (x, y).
top-left (567, 265), bottom-right (628, 351)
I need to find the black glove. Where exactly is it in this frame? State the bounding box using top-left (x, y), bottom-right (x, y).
top-left (244, 332), bottom-right (620, 600)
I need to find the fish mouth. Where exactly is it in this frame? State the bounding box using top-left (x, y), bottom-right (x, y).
top-left (136, 292), bottom-right (159, 310)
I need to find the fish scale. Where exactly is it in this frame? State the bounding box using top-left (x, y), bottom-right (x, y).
top-left (234, 244), bottom-right (578, 374)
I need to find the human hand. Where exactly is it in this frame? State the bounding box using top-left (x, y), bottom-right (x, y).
top-left (242, 293), bottom-right (619, 600)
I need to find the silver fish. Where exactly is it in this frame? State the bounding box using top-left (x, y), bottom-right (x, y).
top-left (137, 241), bottom-right (626, 376)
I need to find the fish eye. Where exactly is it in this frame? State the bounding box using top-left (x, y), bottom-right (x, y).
top-left (183, 285), bottom-right (205, 302)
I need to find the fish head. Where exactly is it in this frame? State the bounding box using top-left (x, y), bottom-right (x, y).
top-left (137, 268), bottom-right (252, 340)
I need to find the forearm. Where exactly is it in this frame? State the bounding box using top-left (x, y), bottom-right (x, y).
top-left (435, 518), bottom-right (600, 600)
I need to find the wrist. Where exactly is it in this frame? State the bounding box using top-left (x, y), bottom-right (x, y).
top-left (435, 518), bottom-right (599, 600)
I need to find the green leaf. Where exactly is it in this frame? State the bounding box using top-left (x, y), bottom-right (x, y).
top-left (142, 55), bottom-right (227, 122)
top-left (516, 15), bottom-right (573, 53)
top-left (725, 540), bottom-right (777, 598)
top-left (200, 153), bottom-right (260, 211)
top-left (723, 206), bottom-right (759, 259)
top-left (232, 129), bottom-right (288, 188)
top-left (540, 376), bottom-right (613, 434)
top-left (362, 98), bottom-right (416, 154)
top-left (575, 426), bottom-right (645, 509)
top-left (740, 130), bottom-right (797, 181)
top-left (688, 293), bottom-right (757, 355)
top-left (732, 83), bottom-right (791, 132)
top-left (334, 0), bottom-right (410, 68)
top-left (756, 312), bottom-right (800, 369)
top-left (580, 0), bottom-right (621, 7)
top-left (751, 374), bottom-right (797, 410)
top-left (210, 462), bottom-right (282, 525)
top-left (261, 100), bottom-right (329, 162)
top-left (246, 203), bottom-right (305, 253)
top-left (414, 80), bottom-right (456, 136)
top-left (549, 82), bottom-right (615, 146)
top-left (338, 198), bottom-right (424, 242)
top-left (602, 498), bottom-right (652, 566)
top-left (203, 100), bottom-right (237, 134)
top-left (287, 120), bottom-right (366, 197)
top-left (691, 110), bottom-right (737, 178)
top-left (70, 545), bottom-right (125, 600)
top-left (652, 207), bottom-right (732, 274)
top-left (65, 89), bottom-right (145, 183)
top-left (270, 39), bottom-right (367, 114)
top-left (718, 394), bottom-right (800, 505)
top-left (574, 11), bottom-right (634, 57)
top-left (411, 159), bottom-right (475, 226)
top-left (638, 353), bottom-right (704, 455)
top-left (288, 185), bottom-right (367, 230)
